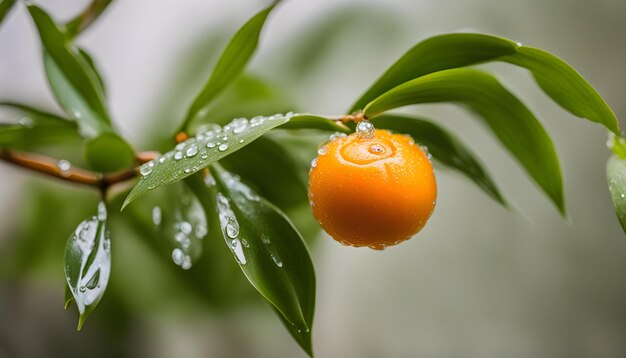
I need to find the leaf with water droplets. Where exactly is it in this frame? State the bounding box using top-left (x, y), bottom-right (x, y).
top-left (0, 102), bottom-right (81, 149)
top-left (607, 154), bottom-right (626, 234)
top-left (280, 114), bottom-right (350, 133)
top-left (181, 3), bottom-right (277, 130)
top-left (123, 113), bottom-right (297, 209)
top-left (186, 167), bottom-right (316, 357)
top-left (63, 201), bottom-right (111, 330)
top-left (351, 33), bottom-right (619, 134)
top-left (371, 115), bottom-right (506, 206)
top-left (364, 68), bottom-right (564, 214)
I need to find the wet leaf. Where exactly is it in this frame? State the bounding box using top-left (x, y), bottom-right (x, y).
top-left (187, 167), bottom-right (315, 357)
top-left (64, 201), bottom-right (111, 330)
top-left (607, 137), bottom-right (626, 234)
top-left (182, 3), bottom-right (277, 130)
top-left (123, 113), bottom-right (297, 209)
top-left (351, 33), bottom-right (619, 134)
top-left (364, 68), bottom-right (563, 214)
top-left (371, 115), bottom-right (506, 206)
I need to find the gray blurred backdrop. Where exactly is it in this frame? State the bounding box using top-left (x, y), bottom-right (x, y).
top-left (1, 0), bottom-right (626, 357)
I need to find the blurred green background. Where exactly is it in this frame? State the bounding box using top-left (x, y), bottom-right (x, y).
top-left (1, 0), bottom-right (626, 357)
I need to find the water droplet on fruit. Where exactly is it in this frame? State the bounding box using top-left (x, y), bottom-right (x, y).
top-left (311, 158), bottom-right (318, 168)
top-left (356, 120), bottom-right (375, 139)
top-left (317, 146), bottom-right (328, 155)
top-left (369, 144), bottom-right (384, 154)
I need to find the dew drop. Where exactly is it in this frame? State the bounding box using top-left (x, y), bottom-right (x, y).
top-left (158, 156), bottom-right (167, 164)
top-left (172, 248), bottom-right (184, 265)
top-left (200, 150), bottom-right (208, 159)
top-left (207, 142), bottom-right (216, 148)
top-left (79, 286), bottom-right (87, 293)
top-left (317, 146), bottom-right (328, 155)
top-left (310, 158), bottom-right (318, 168)
top-left (140, 162), bottom-right (154, 176)
top-left (97, 201), bottom-right (107, 221)
top-left (329, 132), bottom-right (347, 141)
top-left (185, 145), bottom-right (199, 158)
top-left (195, 223), bottom-right (207, 239)
top-left (174, 151), bottom-right (184, 160)
top-left (175, 142), bottom-right (186, 151)
top-left (103, 238), bottom-right (111, 253)
top-left (356, 120), bottom-right (375, 139)
top-left (152, 207), bottom-right (161, 225)
top-left (181, 255), bottom-right (192, 270)
top-left (271, 253), bottom-right (283, 267)
top-left (218, 143), bottom-right (229, 152)
top-left (57, 159), bottom-right (72, 176)
top-left (226, 221), bottom-right (239, 238)
top-left (18, 117), bottom-right (34, 128)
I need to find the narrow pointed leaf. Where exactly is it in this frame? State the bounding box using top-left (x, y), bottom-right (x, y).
top-left (64, 284), bottom-right (74, 310)
top-left (63, 0), bottom-right (113, 38)
top-left (350, 33), bottom-right (519, 112)
top-left (0, 0), bottom-right (15, 25)
top-left (191, 166), bottom-right (315, 356)
top-left (64, 201), bottom-right (111, 330)
top-left (29, 5), bottom-right (109, 127)
top-left (351, 33), bottom-right (619, 133)
top-left (124, 113), bottom-right (295, 209)
top-left (28, 5), bottom-right (134, 171)
top-left (76, 48), bottom-right (107, 98)
top-left (501, 46), bottom-right (619, 134)
top-left (182, 3), bottom-right (277, 130)
top-left (364, 68), bottom-right (563, 213)
top-left (371, 115), bottom-right (506, 206)
top-left (607, 154), bottom-right (626, 233)
top-left (0, 102), bottom-right (80, 148)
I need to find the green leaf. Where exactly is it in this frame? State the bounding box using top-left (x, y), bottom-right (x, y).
top-left (64, 284), bottom-right (74, 310)
top-left (63, 0), bottom-right (113, 38)
top-left (123, 113), bottom-right (295, 209)
top-left (76, 48), bottom-right (107, 99)
top-left (501, 46), bottom-right (620, 134)
top-left (83, 132), bottom-right (134, 172)
top-left (364, 68), bottom-right (564, 214)
top-left (28, 5), bottom-right (134, 172)
top-left (371, 115), bottom-right (506, 206)
top-left (0, 102), bottom-right (81, 148)
top-left (29, 5), bottom-right (109, 128)
top-left (64, 201), bottom-right (111, 331)
top-left (199, 165), bottom-right (315, 356)
top-left (350, 33), bottom-right (519, 112)
top-left (351, 33), bottom-right (619, 134)
top-left (0, 0), bottom-right (15, 25)
top-left (181, 3), bottom-right (277, 131)
top-left (607, 154), bottom-right (626, 234)
top-left (221, 136), bottom-right (308, 209)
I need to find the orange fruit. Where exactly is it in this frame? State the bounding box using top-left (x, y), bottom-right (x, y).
top-left (308, 125), bottom-right (437, 250)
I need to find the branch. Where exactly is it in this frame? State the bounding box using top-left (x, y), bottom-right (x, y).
top-left (0, 149), bottom-right (158, 191)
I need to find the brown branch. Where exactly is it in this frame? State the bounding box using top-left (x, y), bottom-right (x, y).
top-left (0, 149), bottom-right (158, 191)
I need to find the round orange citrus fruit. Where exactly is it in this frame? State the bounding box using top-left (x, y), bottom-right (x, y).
top-left (308, 125), bottom-right (437, 250)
